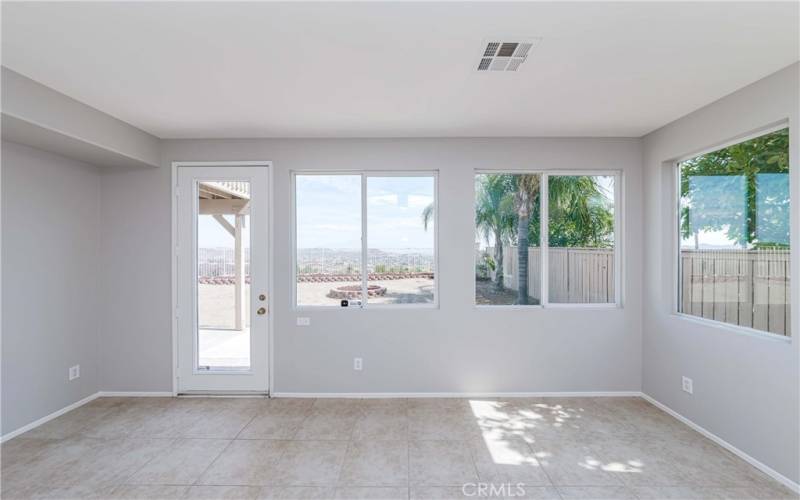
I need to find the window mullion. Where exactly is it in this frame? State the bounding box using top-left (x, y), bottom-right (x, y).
top-left (541, 174), bottom-right (550, 307)
top-left (675, 164), bottom-right (682, 314)
top-left (615, 173), bottom-right (622, 306)
top-left (360, 173), bottom-right (368, 308)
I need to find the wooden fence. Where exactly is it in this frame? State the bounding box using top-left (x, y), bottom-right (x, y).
top-left (500, 247), bottom-right (615, 303)
top-left (493, 246), bottom-right (791, 336)
top-left (680, 249), bottom-right (790, 336)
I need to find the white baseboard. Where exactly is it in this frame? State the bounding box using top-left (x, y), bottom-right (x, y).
top-left (641, 393), bottom-right (800, 494)
top-left (1, 392), bottom-right (100, 443)
top-left (271, 391), bottom-right (642, 398)
top-left (97, 391), bottom-right (174, 397)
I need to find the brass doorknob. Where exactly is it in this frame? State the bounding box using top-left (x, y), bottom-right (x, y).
top-left (257, 307), bottom-right (266, 315)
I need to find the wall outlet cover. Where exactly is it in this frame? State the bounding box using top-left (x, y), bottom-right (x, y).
top-left (353, 357), bottom-right (363, 371)
top-left (296, 317), bottom-right (311, 326)
top-left (682, 376), bottom-right (693, 394)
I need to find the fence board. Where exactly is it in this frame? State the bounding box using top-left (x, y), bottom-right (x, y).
top-left (705, 254), bottom-right (716, 319)
top-left (738, 256), bottom-right (753, 329)
top-left (681, 253), bottom-right (691, 315)
top-left (722, 255), bottom-right (739, 326)
top-left (689, 255), bottom-right (703, 317)
top-left (752, 254), bottom-right (770, 332)
top-left (715, 253), bottom-right (728, 323)
top-left (769, 257), bottom-right (787, 335)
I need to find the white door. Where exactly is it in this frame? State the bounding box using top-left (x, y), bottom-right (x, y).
top-left (176, 165), bottom-right (269, 393)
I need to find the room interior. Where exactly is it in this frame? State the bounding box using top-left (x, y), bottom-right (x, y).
top-left (0, 2), bottom-right (798, 500)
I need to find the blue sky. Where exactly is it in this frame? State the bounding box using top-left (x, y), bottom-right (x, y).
top-left (198, 214), bottom-right (249, 249)
top-left (297, 175), bottom-right (434, 250)
top-left (196, 175), bottom-right (435, 250)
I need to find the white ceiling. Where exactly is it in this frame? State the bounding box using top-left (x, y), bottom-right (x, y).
top-left (2, 2), bottom-right (798, 139)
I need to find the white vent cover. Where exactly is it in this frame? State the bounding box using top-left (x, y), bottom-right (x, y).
top-left (476, 38), bottom-right (539, 72)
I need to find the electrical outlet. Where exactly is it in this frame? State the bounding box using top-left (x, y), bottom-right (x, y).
top-left (296, 317), bottom-right (311, 326)
top-left (69, 365), bottom-right (80, 381)
top-left (682, 376), bottom-right (693, 394)
top-left (353, 357), bottom-right (363, 371)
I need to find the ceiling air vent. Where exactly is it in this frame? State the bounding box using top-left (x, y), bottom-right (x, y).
top-left (476, 38), bottom-right (539, 72)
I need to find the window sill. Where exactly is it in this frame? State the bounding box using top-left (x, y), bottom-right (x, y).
top-left (474, 303), bottom-right (621, 310)
top-left (474, 304), bottom-right (544, 310)
top-left (293, 304), bottom-right (439, 312)
top-left (670, 312), bottom-right (792, 343)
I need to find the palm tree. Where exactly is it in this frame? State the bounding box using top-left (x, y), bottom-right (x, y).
top-left (421, 203), bottom-right (434, 231)
top-left (475, 175), bottom-right (515, 290)
top-left (547, 176), bottom-right (612, 248)
top-left (512, 174), bottom-right (540, 304)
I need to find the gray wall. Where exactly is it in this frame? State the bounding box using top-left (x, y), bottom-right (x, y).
top-left (641, 62), bottom-right (799, 483)
top-left (98, 137), bottom-right (644, 394)
top-left (1, 141), bottom-right (100, 434)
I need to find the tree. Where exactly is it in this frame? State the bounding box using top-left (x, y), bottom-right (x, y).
top-left (512, 174), bottom-right (540, 304)
top-left (475, 175), bottom-right (515, 290)
top-left (547, 176), bottom-right (614, 248)
top-left (421, 203), bottom-right (434, 231)
top-left (680, 128), bottom-right (789, 248)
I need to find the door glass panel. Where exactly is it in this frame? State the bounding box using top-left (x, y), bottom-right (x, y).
top-left (296, 175), bottom-right (363, 307)
top-left (197, 181), bottom-right (251, 370)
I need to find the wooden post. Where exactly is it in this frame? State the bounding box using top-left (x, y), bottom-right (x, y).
top-left (234, 214), bottom-right (246, 331)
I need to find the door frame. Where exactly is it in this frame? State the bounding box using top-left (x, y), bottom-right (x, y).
top-left (171, 161), bottom-right (274, 395)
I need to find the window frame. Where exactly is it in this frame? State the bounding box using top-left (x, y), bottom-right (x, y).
top-left (671, 122), bottom-right (792, 342)
top-left (473, 169), bottom-right (623, 309)
top-left (292, 170), bottom-right (439, 311)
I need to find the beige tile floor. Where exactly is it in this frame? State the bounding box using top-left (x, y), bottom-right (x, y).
top-left (1, 397), bottom-right (796, 500)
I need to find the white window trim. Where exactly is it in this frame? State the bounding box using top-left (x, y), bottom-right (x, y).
top-left (292, 170), bottom-right (439, 310)
top-left (671, 122), bottom-right (793, 342)
top-left (473, 169), bottom-right (623, 309)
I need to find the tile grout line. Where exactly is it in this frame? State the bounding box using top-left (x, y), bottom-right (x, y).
top-left (115, 437), bottom-right (181, 490)
top-left (257, 400), bottom-right (321, 488)
top-left (289, 400), bottom-right (317, 440)
top-left (333, 412), bottom-right (363, 490)
top-left (335, 438), bottom-right (355, 489)
top-left (189, 438), bottom-right (237, 487)
top-left (520, 431), bottom-right (559, 494)
top-left (232, 408), bottom-right (261, 440)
